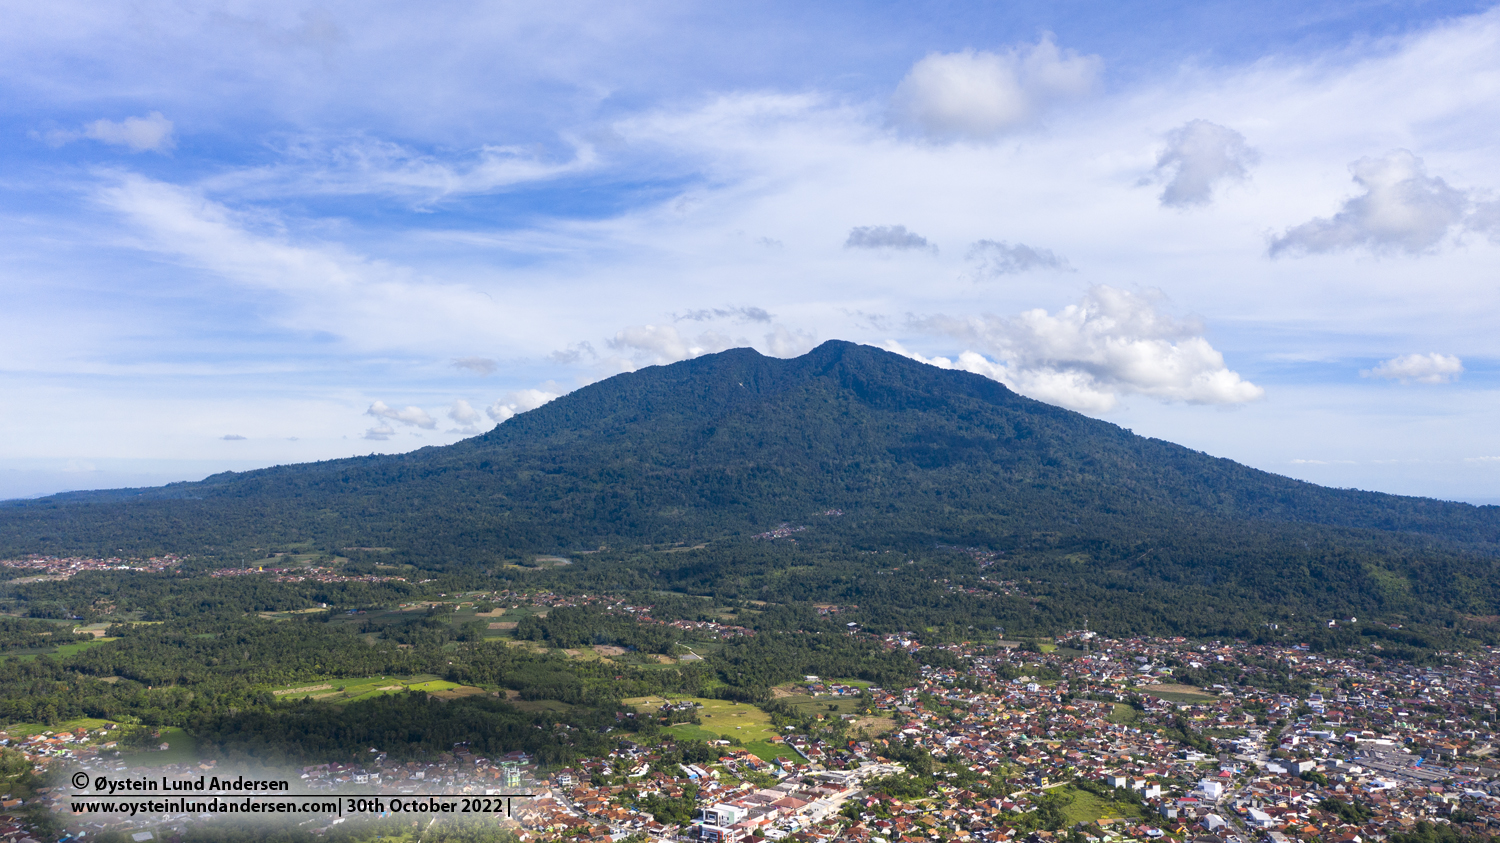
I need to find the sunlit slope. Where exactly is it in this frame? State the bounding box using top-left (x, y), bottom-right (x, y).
top-left (3, 341), bottom-right (1497, 616)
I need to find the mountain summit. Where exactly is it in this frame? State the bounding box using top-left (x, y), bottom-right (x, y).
top-left (4, 341), bottom-right (1498, 623)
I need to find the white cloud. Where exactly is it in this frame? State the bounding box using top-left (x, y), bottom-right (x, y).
top-left (1269, 150), bottom-right (1472, 256)
top-left (451, 357), bottom-right (497, 375)
top-left (220, 434), bottom-right (246, 440)
top-left (897, 286), bottom-right (1263, 413)
top-left (1362, 352), bottom-right (1464, 384)
top-left (365, 400), bottom-right (435, 429)
top-left (363, 423), bottom-right (395, 441)
top-left (486, 388), bottom-right (560, 424)
top-left (93, 174), bottom-right (518, 354)
top-left (890, 36), bottom-right (1100, 140)
top-left (844, 225), bottom-right (935, 252)
top-left (446, 399), bottom-right (486, 435)
top-left (608, 324), bottom-right (739, 367)
top-left (676, 306), bottom-right (773, 323)
top-left (964, 240), bottom-right (1071, 279)
top-left (222, 135), bottom-right (598, 203)
top-left (448, 399), bottom-right (482, 425)
top-left (764, 325), bottom-right (817, 358)
top-left (1149, 120), bottom-right (1258, 208)
top-left (46, 112), bottom-right (176, 152)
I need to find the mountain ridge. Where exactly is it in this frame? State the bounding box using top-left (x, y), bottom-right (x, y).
top-left (2, 342), bottom-right (1497, 606)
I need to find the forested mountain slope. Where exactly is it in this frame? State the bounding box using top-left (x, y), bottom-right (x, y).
top-left (4, 341), bottom-right (1498, 621)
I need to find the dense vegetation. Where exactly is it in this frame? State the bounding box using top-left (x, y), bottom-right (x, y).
top-left (3, 341), bottom-right (1499, 636)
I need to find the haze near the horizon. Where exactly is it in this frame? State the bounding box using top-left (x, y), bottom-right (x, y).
top-left (2, 1), bottom-right (1498, 504)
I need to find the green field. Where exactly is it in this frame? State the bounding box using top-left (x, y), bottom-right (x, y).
top-left (53, 637), bottom-right (119, 657)
top-left (1134, 685), bottom-right (1217, 703)
top-left (0, 717), bottom-right (115, 738)
top-left (1056, 786), bottom-right (1144, 826)
top-left (125, 726), bottom-right (198, 767)
top-left (1108, 704), bottom-right (1140, 725)
top-left (626, 696), bottom-right (781, 744)
top-left (742, 739), bottom-right (797, 763)
top-left (266, 675), bottom-right (479, 703)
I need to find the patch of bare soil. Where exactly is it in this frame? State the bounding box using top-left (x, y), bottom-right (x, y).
top-left (853, 716), bottom-right (895, 735)
top-left (273, 684), bottom-right (332, 696)
top-left (487, 621), bottom-right (519, 630)
top-left (1144, 683), bottom-right (1211, 695)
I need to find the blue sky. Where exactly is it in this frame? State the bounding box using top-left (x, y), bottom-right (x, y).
top-left (2, 0), bottom-right (1499, 503)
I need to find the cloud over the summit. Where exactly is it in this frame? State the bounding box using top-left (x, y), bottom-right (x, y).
top-left (1149, 120), bottom-right (1258, 208)
top-left (1362, 352), bottom-right (1464, 384)
top-left (845, 225), bottom-right (935, 252)
top-left (1270, 150), bottom-right (1480, 256)
top-left (764, 325), bottom-right (817, 358)
top-left (964, 240), bottom-right (1071, 279)
top-left (447, 399), bottom-right (486, 434)
top-left (609, 324), bottom-right (739, 367)
top-left (897, 286), bottom-right (1263, 413)
top-left (365, 400), bottom-right (436, 429)
top-left (487, 389), bottom-right (560, 424)
top-left (890, 37), bottom-right (1100, 140)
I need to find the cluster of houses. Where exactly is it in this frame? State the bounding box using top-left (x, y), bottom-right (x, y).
top-left (0, 555), bottom-right (180, 580)
top-left (9, 609), bottom-right (1500, 843)
top-left (207, 565), bottom-right (407, 584)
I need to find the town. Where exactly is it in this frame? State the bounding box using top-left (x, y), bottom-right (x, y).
top-left (10, 618), bottom-right (1498, 843)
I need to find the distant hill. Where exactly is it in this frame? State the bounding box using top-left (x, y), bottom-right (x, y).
top-left (5, 340), bottom-right (1499, 629)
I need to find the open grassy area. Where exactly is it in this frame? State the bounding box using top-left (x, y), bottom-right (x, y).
top-left (53, 637), bottom-right (119, 657)
top-left (0, 717), bottom-right (115, 738)
top-left (1056, 786), bottom-right (1144, 826)
top-left (1135, 684), bottom-right (1217, 703)
top-left (125, 726), bottom-right (198, 767)
top-left (1108, 704), bottom-right (1140, 725)
top-left (625, 696), bottom-right (781, 744)
top-left (742, 739), bottom-right (797, 762)
top-left (265, 675), bottom-right (481, 703)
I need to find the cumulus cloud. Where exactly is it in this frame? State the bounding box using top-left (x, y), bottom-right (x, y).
top-left (47, 112), bottom-right (176, 152)
top-left (676, 306), bottom-right (773, 323)
top-left (608, 324), bottom-right (739, 367)
top-left (220, 434), bottom-right (246, 440)
top-left (365, 400), bottom-right (436, 429)
top-left (446, 399), bottom-right (487, 434)
top-left (550, 342), bottom-right (597, 364)
top-left (487, 388), bottom-right (560, 424)
top-left (845, 225), bottom-right (936, 252)
top-left (764, 325), bottom-right (817, 358)
top-left (451, 357), bottom-right (497, 375)
top-left (890, 36), bottom-right (1101, 140)
top-left (896, 286), bottom-right (1263, 413)
top-left (1149, 120), bottom-right (1258, 207)
top-left (363, 423), bottom-right (395, 441)
top-left (1270, 150), bottom-right (1477, 256)
top-left (965, 240), bottom-right (1071, 279)
top-left (1362, 352), bottom-right (1464, 384)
